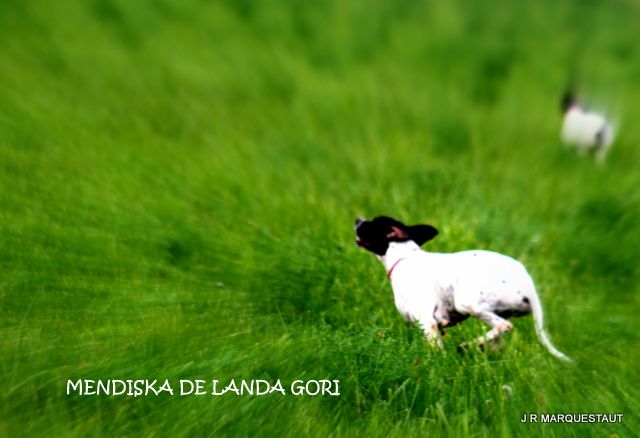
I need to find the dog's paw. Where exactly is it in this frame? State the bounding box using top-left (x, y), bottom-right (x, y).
top-left (426, 337), bottom-right (444, 349)
top-left (486, 338), bottom-right (505, 352)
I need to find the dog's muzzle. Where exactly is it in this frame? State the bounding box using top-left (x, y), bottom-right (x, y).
top-left (354, 218), bottom-right (367, 247)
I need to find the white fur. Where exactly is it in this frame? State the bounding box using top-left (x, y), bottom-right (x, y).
top-left (561, 105), bottom-right (614, 163)
top-left (380, 241), bottom-right (571, 361)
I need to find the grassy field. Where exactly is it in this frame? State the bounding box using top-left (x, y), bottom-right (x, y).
top-left (1, 0), bottom-right (639, 436)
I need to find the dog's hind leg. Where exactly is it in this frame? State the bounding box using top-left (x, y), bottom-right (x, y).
top-left (473, 311), bottom-right (513, 347)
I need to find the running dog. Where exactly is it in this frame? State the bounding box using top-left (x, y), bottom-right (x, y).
top-left (354, 216), bottom-right (571, 361)
top-left (561, 92), bottom-right (614, 164)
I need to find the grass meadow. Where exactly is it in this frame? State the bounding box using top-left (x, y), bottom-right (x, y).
top-left (1, 0), bottom-right (639, 436)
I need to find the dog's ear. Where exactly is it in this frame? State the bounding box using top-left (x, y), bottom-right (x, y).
top-left (385, 225), bottom-right (409, 240)
top-left (406, 224), bottom-right (438, 245)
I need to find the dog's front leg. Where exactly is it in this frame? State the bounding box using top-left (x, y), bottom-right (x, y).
top-left (418, 318), bottom-right (443, 348)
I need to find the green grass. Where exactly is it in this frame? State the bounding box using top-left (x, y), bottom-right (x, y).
top-left (1, 0), bottom-right (639, 436)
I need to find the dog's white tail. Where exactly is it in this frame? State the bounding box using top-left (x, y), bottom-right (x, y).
top-left (529, 292), bottom-right (572, 362)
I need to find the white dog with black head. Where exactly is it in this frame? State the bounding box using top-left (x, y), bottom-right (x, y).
top-left (561, 92), bottom-right (614, 163)
top-left (355, 216), bottom-right (570, 361)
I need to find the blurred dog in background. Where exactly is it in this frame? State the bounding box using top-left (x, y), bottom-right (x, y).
top-left (561, 91), bottom-right (614, 163)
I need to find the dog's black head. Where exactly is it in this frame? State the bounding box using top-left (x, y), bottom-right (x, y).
top-left (561, 91), bottom-right (577, 113)
top-left (354, 216), bottom-right (438, 256)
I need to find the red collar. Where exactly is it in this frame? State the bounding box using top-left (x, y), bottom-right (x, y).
top-left (386, 257), bottom-right (405, 279)
top-left (386, 248), bottom-right (420, 279)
